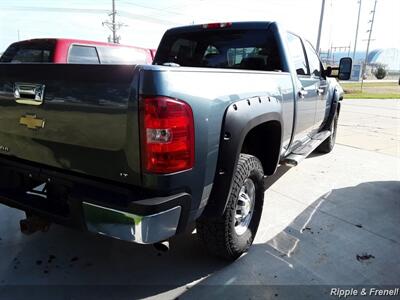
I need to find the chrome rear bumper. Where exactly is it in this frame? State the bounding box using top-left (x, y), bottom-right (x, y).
top-left (83, 202), bottom-right (181, 244)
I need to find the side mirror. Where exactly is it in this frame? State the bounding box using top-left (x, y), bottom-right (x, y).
top-left (338, 57), bottom-right (352, 80)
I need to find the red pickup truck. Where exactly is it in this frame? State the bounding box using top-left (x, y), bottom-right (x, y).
top-left (0, 38), bottom-right (156, 64)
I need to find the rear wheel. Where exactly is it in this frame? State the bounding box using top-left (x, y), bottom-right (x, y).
top-left (317, 111), bottom-right (338, 153)
top-left (197, 154), bottom-right (264, 261)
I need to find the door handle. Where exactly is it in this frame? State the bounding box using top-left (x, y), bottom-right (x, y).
top-left (298, 88), bottom-right (308, 99)
top-left (317, 88), bottom-right (324, 95)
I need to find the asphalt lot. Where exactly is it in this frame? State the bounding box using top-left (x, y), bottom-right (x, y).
top-left (0, 99), bottom-right (399, 300)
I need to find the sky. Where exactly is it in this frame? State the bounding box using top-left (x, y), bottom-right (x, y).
top-left (0, 0), bottom-right (399, 54)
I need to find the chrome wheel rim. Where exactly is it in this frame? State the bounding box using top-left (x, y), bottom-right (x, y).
top-left (234, 178), bottom-right (256, 235)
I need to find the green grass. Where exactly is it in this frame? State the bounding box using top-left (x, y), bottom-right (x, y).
top-left (340, 81), bottom-right (400, 99)
top-left (344, 92), bottom-right (400, 99)
top-left (340, 82), bottom-right (396, 88)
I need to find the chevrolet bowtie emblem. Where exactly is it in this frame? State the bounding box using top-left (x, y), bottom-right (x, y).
top-left (19, 114), bottom-right (45, 130)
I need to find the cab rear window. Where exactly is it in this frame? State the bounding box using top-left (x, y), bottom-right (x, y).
top-left (98, 46), bottom-right (148, 64)
top-left (0, 40), bottom-right (55, 63)
top-left (68, 45), bottom-right (100, 64)
top-left (154, 29), bottom-right (282, 71)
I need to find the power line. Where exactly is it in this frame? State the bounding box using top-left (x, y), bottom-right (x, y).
top-left (118, 0), bottom-right (220, 23)
top-left (0, 6), bottom-right (108, 14)
top-left (118, 0), bottom-right (190, 17)
top-left (1, 5), bottom-right (179, 26)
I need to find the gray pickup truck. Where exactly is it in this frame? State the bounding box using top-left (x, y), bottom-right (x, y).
top-left (0, 22), bottom-right (352, 260)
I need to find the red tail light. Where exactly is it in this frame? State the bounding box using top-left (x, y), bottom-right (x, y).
top-left (140, 96), bottom-right (195, 174)
top-left (202, 22), bottom-right (232, 29)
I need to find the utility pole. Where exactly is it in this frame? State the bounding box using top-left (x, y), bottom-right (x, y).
top-left (352, 0), bottom-right (362, 61)
top-left (361, 0), bottom-right (377, 90)
top-left (111, 0), bottom-right (116, 43)
top-left (17, 29), bottom-right (20, 41)
top-left (316, 0), bottom-right (326, 54)
top-left (102, 0), bottom-right (125, 43)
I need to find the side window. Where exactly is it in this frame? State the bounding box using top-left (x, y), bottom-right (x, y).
top-left (68, 45), bottom-right (100, 64)
top-left (304, 41), bottom-right (322, 77)
top-left (287, 33), bottom-right (308, 76)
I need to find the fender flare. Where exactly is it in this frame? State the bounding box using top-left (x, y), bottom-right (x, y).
top-left (202, 96), bottom-right (283, 218)
top-left (321, 84), bottom-right (343, 131)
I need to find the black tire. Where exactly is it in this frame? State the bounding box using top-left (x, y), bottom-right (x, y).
top-left (196, 154), bottom-right (264, 261)
top-left (317, 111), bottom-right (339, 153)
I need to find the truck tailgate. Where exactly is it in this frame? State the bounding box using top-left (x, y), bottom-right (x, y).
top-left (0, 64), bottom-right (142, 185)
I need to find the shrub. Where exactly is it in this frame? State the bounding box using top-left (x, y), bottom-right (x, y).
top-left (374, 65), bottom-right (387, 80)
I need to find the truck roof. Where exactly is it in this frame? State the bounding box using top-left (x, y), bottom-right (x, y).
top-left (9, 38), bottom-right (147, 50)
top-left (165, 21), bottom-right (274, 34)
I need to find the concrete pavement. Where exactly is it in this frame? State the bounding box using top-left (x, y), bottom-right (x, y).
top-left (0, 99), bottom-right (399, 300)
top-left (336, 99), bottom-right (399, 156)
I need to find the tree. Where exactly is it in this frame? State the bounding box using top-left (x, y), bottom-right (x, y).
top-left (374, 64), bottom-right (387, 80)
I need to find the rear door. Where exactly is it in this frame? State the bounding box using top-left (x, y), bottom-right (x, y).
top-left (286, 33), bottom-right (318, 146)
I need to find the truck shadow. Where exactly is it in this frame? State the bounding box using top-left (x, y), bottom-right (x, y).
top-left (1, 180), bottom-right (399, 299)
top-left (180, 180), bottom-right (400, 299)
